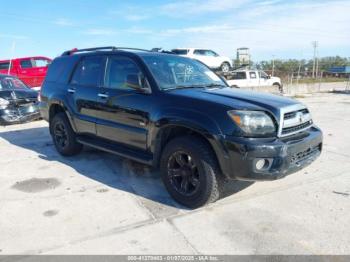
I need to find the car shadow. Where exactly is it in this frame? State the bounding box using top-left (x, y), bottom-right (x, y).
top-left (0, 125), bottom-right (253, 209)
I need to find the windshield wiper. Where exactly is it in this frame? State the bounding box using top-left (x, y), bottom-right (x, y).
top-left (164, 85), bottom-right (206, 90)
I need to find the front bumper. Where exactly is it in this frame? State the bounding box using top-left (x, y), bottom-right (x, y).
top-left (0, 104), bottom-right (41, 125)
top-left (222, 126), bottom-right (323, 181)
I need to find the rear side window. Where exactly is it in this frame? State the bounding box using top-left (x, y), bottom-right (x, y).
top-left (105, 56), bottom-right (142, 90)
top-left (232, 72), bottom-right (246, 80)
top-left (172, 49), bottom-right (189, 55)
top-left (20, 59), bottom-right (33, 69)
top-left (71, 56), bottom-right (105, 86)
top-left (0, 62), bottom-right (10, 70)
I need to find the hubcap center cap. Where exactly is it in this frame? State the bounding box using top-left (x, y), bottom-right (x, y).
top-left (181, 167), bottom-right (191, 177)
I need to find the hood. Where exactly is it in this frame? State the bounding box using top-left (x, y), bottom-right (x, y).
top-left (0, 88), bottom-right (38, 101)
top-left (168, 87), bottom-right (298, 114)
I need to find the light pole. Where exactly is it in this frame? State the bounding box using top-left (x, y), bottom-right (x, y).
top-left (312, 41), bottom-right (318, 79)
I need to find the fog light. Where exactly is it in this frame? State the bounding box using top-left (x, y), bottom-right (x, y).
top-left (256, 159), bottom-right (268, 170)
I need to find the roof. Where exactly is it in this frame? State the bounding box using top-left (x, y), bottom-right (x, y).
top-left (0, 56), bottom-right (52, 63)
top-left (172, 48), bottom-right (210, 50)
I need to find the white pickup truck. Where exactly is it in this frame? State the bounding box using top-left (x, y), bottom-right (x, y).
top-left (226, 70), bottom-right (283, 91)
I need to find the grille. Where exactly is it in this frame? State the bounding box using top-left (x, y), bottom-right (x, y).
top-left (284, 108), bottom-right (309, 120)
top-left (280, 107), bottom-right (312, 136)
top-left (282, 121), bottom-right (312, 135)
top-left (290, 144), bottom-right (321, 164)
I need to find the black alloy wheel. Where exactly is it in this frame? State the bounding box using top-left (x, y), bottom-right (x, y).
top-left (50, 112), bottom-right (83, 156)
top-left (167, 151), bottom-right (200, 196)
top-left (160, 136), bottom-right (222, 208)
top-left (53, 122), bottom-right (68, 150)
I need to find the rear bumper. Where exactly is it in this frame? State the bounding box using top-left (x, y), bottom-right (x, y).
top-left (221, 126), bottom-right (323, 181)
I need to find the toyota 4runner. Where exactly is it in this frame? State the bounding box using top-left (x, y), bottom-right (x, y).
top-left (39, 47), bottom-right (323, 208)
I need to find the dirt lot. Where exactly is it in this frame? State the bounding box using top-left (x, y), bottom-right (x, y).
top-left (0, 92), bottom-right (349, 255)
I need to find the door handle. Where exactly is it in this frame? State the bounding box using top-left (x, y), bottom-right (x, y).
top-left (67, 88), bottom-right (76, 94)
top-left (98, 93), bottom-right (109, 98)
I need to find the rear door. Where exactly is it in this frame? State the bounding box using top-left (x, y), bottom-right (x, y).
top-left (230, 71), bottom-right (248, 87)
top-left (94, 55), bottom-right (151, 151)
top-left (67, 55), bottom-right (106, 135)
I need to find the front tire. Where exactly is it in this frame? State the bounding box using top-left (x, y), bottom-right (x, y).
top-left (220, 62), bottom-right (230, 73)
top-left (50, 112), bottom-right (83, 156)
top-left (160, 136), bottom-right (222, 208)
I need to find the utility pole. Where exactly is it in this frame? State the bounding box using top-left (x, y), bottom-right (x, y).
top-left (315, 44), bottom-right (319, 79)
top-left (312, 41), bottom-right (318, 79)
top-left (272, 55), bottom-right (275, 76)
top-left (7, 41), bottom-right (16, 75)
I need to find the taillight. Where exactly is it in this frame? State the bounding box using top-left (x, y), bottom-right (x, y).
top-left (38, 89), bottom-right (42, 102)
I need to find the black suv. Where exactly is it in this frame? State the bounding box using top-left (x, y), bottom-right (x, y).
top-left (40, 47), bottom-right (323, 208)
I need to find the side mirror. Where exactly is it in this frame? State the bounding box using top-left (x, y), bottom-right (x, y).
top-left (126, 74), bottom-right (150, 93)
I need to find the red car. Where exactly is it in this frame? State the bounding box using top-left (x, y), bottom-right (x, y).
top-left (0, 56), bottom-right (52, 90)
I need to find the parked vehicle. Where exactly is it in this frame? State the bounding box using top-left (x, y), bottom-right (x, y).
top-left (0, 56), bottom-right (52, 90)
top-left (172, 48), bottom-right (232, 73)
top-left (0, 74), bottom-right (41, 125)
top-left (39, 47), bottom-right (323, 208)
top-left (227, 69), bottom-right (283, 91)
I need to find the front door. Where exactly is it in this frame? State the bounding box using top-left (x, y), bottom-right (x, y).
top-left (95, 55), bottom-right (151, 151)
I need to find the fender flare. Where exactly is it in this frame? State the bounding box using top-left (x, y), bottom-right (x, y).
top-left (151, 109), bottom-right (231, 177)
top-left (48, 99), bottom-right (77, 132)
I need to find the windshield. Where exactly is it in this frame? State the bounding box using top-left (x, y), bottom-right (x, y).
top-left (141, 55), bottom-right (227, 90)
top-left (259, 71), bottom-right (269, 78)
top-left (0, 77), bottom-right (29, 90)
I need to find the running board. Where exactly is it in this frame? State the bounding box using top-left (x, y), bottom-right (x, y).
top-left (76, 135), bottom-right (153, 165)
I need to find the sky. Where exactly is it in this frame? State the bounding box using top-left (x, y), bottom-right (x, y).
top-left (0, 0), bottom-right (349, 62)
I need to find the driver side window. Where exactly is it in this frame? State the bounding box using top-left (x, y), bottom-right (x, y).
top-left (105, 56), bottom-right (143, 90)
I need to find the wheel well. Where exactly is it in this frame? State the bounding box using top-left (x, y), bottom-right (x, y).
top-left (156, 125), bottom-right (218, 167)
top-left (273, 82), bottom-right (281, 87)
top-left (49, 104), bottom-right (65, 122)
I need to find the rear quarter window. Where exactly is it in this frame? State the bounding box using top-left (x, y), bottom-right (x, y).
top-left (232, 72), bottom-right (246, 80)
top-left (0, 62), bottom-right (11, 70)
top-left (45, 56), bottom-right (79, 84)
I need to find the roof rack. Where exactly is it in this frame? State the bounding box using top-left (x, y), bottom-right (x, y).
top-left (61, 46), bottom-right (151, 56)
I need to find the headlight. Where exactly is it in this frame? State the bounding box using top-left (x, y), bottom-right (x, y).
top-left (0, 98), bottom-right (9, 109)
top-left (228, 110), bottom-right (276, 136)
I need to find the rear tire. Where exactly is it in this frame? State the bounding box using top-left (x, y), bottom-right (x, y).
top-left (160, 136), bottom-right (222, 208)
top-left (50, 112), bottom-right (82, 156)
